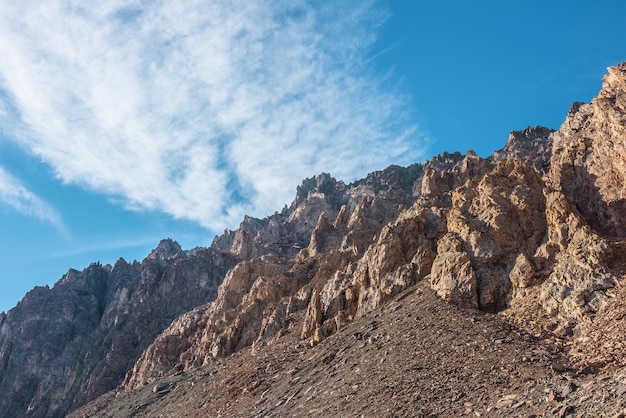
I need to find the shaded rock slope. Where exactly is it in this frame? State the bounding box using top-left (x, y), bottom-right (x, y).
top-left (0, 241), bottom-right (237, 418)
top-left (3, 63), bottom-right (626, 417)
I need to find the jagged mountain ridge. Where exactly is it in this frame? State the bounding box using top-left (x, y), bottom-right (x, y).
top-left (121, 123), bottom-right (563, 392)
top-left (0, 242), bottom-right (238, 418)
top-left (0, 162), bottom-right (423, 417)
top-left (2, 63), bottom-right (626, 417)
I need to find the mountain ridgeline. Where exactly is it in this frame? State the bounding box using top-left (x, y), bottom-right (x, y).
top-left (1, 63), bottom-right (626, 417)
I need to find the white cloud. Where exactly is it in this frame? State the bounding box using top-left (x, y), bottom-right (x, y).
top-left (0, 166), bottom-right (67, 234)
top-left (0, 0), bottom-right (425, 231)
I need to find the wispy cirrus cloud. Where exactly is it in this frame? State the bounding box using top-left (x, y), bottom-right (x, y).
top-left (0, 166), bottom-right (67, 234)
top-left (0, 0), bottom-right (425, 231)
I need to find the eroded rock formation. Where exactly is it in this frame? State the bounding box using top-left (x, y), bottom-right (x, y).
top-left (123, 165), bottom-right (423, 388)
top-left (120, 64), bottom-right (626, 395)
top-left (2, 63), bottom-right (626, 417)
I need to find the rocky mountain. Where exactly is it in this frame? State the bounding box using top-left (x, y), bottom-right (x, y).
top-left (0, 241), bottom-right (239, 418)
top-left (0, 163), bottom-right (422, 417)
top-left (2, 63), bottom-right (626, 417)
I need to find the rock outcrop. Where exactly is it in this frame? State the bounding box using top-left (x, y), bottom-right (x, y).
top-left (549, 63), bottom-right (626, 238)
top-left (123, 125), bottom-right (563, 390)
top-left (490, 125), bottom-right (555, 174)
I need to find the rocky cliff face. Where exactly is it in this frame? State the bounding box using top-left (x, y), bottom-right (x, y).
top-left (123, 164), bottom-right (423, 388)
top-left (0, 241), bottom-right (236, 418)
top-left (2, 63), bottom-right (626, 417)
top-left (121, 147), bottom-right (551, 388)
top-left (0, 164), bottom-right (423, 416)
top-left (123, 64), bottom-right (626, 394)
top-left (549, 63), bottom-right (626, 238)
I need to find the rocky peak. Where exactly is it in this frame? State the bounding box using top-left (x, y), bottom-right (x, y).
top-left (424, 151), bottom-right (466, 174)
top-left (490, 125), bottom-right (555, 175)
top-left (0, 238), bottom-right (231, 418)
top-left (550, 63), bottom-right (626, 238)
top-left (293, 172), bottom-right (338, 206)
top-left (417, 151), bottom-right (492, 200)
top-left (239, 215), bottom-right (269, 235)
top-left (112, 257), bottom-right (130, 271)
top-left (145, 239), bottom-right (184, 262)
top-left (107, 258), bottom-right (140, 297)
top-left (350, 163), bottom-right (424, 195)
top-left (57, 267), bottom-right (82, 285)
top-left (507, 125), bottom-right (554, 143)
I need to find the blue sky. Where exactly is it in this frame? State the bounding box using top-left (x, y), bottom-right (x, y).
top-left (1, 1), bottom-right (625, 313)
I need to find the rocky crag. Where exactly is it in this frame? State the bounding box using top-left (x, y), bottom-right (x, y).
top-left (0, 240), bottom-right (238, 418)
top-left (2, 63), bottom-right (626, 417)
top-left (0, 164), bottom-right (422, 418)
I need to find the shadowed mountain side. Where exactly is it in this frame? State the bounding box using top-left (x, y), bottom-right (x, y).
top-left (0, 244), bottom-right (235, 418)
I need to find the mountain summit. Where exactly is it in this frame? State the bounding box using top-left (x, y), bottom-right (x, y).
top-left (2, 63), bottom-right (626, 417)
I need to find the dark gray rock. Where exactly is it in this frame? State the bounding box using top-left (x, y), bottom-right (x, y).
top-left (0, 247), bottom-right (235, 418)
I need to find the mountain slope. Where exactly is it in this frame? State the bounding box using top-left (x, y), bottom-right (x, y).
top-left (71, 280), bottom-right (570, 417)
top-left (0, 243), bottom-right (236, 418)
top-left (102, 62), bottom-right (626, 416)
top-left (3, 63), bottom-right (626, 417)
top-left (0, 165), bottom-right (422, 417)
